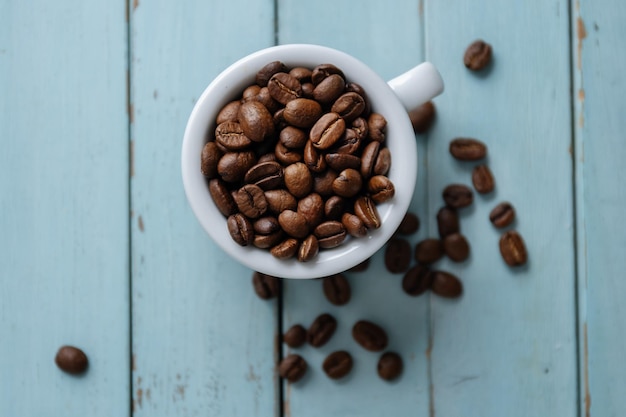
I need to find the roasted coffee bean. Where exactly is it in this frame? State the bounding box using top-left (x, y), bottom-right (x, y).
top-left (325, 153), bottom-right (361, 171)
top-left (324, 196), bottom-right (346, 220)
top-left (268, 72), bottom-right (302, 104)
top-left (377, 352), bottom-right (403, 381)
top-left (215, 121), bottom-right (252, 151)
top-left (242, 85), bottom-right (261, 102)
top-left (208, 179), bottom-right (237, 217)
top-left (312, 74), bottom-right (345, 103)
top-left (308, 313), bottom-right (337, 347)
top-left (402, 265), bottom-right (433, 296)
top-left (310, 112), bottom-right (346, 150)
top-left (278, 354), bottom-right (307, 383)
top-left (201, 142), bottom-right (221, 178)
top-left (360, 141), bottom-right (380, 179)
top-left (238, 101), bottom-right (275, 143)
top-left (384, 238), bottom-right (412, 273)
top-left (443, 184), bottom-right (474, 208)
top-left (283, 98), bottom-right (323, 128)
top-left (284, 162), bottom-right (313, 198)
top-left (323, 273), bottom-right (351, 306)
top-left (342, 212), bottom-right (367, 238)
top-left (464, 40), bottom-right (492, 71)
top-left (270, 237), bottom-right (299, 259)
top-left (217, 151), bottom-right (257, 183)
top-left (297, 193), bottom-right (324, 228)
top-left (55, 346), bottom-right (88, 374)
top-left (397, 212), bottom-right (420, 235)
top-left (334, 128), bottom-right (362, 155)
top-left (348, 258), bottom-right (370, 272)
top-left (449, 138), bottom-right (487, 161)
top-left (352, 320), bottom-right (388, 352)
top-left (301, 82), bottom-right (314, 98)
top-left (373, 147), bottom-right (392, 176)
top-left (233, 184), bottom-right (268, 219)
top-left (256, 61), bottom-right (288, 87)
top-left (314, 221), bottom-right (347, 249)
top-left (254, 87), bottom-right (281, 114)
top-left (332, 168), bottom-right (363, 198)
top-left (252, 271), bottom-right (280, 299)
top-left (227, 213), bottom-right (254, 246)
top-left (499, 230), bottom-right (528, 266)
top-left (350, 116), bottom-right (369, 140)
top-left (283, 324), bottom-right (307, 348)
top-left (354, 196), bottom-right (381, 229)
top-left (409, 101), bottom-right (436, 134)
top-left (253, 216), bottom-right (280, 235)
top-left (298, 234), bottom-right (319, 262)
top-left (368, 175), bottom-right (395, 204)
top-left (437, 206), bottom-right (460, 238)
top-left (264, 189), bottom-right (297, 213)
top-left (414, 238), bottom-right (443, 264)
top-left (275, 141), bottom-right (302, 165)
top-left (331, 92), bottom-right (366, 122)
top-left (311, 63), bottom-right (344, 85)
top-left (313, 169), bottom-right (337, 196)
top-left (490, 202), bottom-right (516, 228)
top-left (253, 230), bottom-right (284, 249)
top-left (368, 113), bottom-right (387, 142)
top-left (303, 140), bottom-right (327, 173)
top-left (273, 107), bottom-right (286, 129)
top-left (289, 66), bottom-right (312, 82)
top-left (430, 271), bottom-right (463, 298)
top-left (257, 152), bottom-right (276, 163)
top-left (278, 209), bottom-right (309, 239)
top-left (279, 126), bottom-right (308, 149)
top-left (443, 233), bottom-right (470, 262)
top-left (216, 100), bottom-right (241, 124)
top-left (345, 82), bottom-right (370, 114)
top-left (244, 161), bottom-right (284, 190)
top-left (472, 164), bottom-right (495, 194)
top-left (323, 351), bottom-right (353, 379)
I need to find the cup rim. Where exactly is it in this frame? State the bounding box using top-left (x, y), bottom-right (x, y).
top-left (182, 43), bottom-right (417, 279)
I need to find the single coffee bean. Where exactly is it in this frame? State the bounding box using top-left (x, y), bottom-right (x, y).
top-left (312, 73), bottom-right (345, 103)
top-left (278, 209), bottom-right (309, 239)
top-left (354, 196), bottom-right (381, 229)
top-left (201, 141), bottom-right (221, 178)
top-left (274, 141), bottom-right (302, 165)
top-left (430, 271), bottom-right (463, 298)
top-left (408, 101), bottom-right (436, 134)
top-left (314, 221), bottom-right (347, 249)
top-left (227, 213), bottom-right (254, 246)
top-left (322, 273), bottom-right (351, 306)
top-left (368, 113), bottom-right (387, 142)
top-left (490, 202), bottom-right (516, 228)
top-left (253, 230), bottom-right (284, 249)
top-left (217, 151), bottom-right (257, 183)
top-left (289, 66), bottom-right (312, 82)
top-left (350, 116), bottom-right (369, 141)
top-left (238, 101), bottom-right (275, 143)
top-left (325, 153), bottom-right (361, 172)
top-left (352, 320), bottom-right (388, 352)
top-left (256, 61), bottom-right (288, 87)
top-left (499, 230), bottom-right (528, 266)
top-left (443, 233), bottom-right (470, 262)
top-left (402, 264), bottom-right (433, 296)
top-left (279, 126), bottom-right (308, 149)
top-left (323, 351), bottom-right (353, 379)
top-left (437, 206), bottom-right (460, 238)
top-left (283, 98), bottom-right (323, 128)
top-left (449, 138), bottom-right (487, 161)
top-left (311, 63), bottom-right (344, 85)
top-left (368, 175), bottom-right (395, 204)
top-left (333, 128), bottom-right (362, 155)
top-left (254, 87), bottom-right (281, 114)
top-left (472, 164), bottom-right (495, 194)
top-left (324, 195), bottom-right (346, 220)
top-left (278, 354), bottom-right (307, 383)
top-left (252, 271), bottom-right (280, 299)
top-left (270, 238), bottom-right (299, 259)
top-left (253, 216), bottom-right (280, 235)
top-left (297, 193), bottom-right (324, 228)
top-left (208, 179), bottom-right (237, 216)
top-left (373, 147), bottom-right (392, 176)
top-left (414, 238), bottom-right (444, 264)
top-left (331, 92), bottom-right (366, 122)
top-left (464, 40), bottom-right (493, 71)
top-left (342, 212), bottom-right (367, 238)
top-left (55, 346), bottom-right (88, 374)
top-left (397, 212), bottom-right (420, 235)
top-left (377, 352), bottom-right (403, 381)
top-left (384, 238), bottom-right (412, 273)
top-left (268, 72), bottom-right (302, 104)
top-left (301, 82), bottom-right (314, 98)
top-left (310, 112), bottom-right (346, 150)
top-left (348, 257), bottom-right (370, 272)
top-left (283, 324), bottom-right (307, 348)
top-left (443, 184), bottom-right (474, 208)
top-left (233, 184), bottom-right (268, 219)
top-left (298, 234), bottom-right (319, 262)
top-left (273, 107), bottom-right (286, 129)
top-left (313, 169), bottom-right (337, 196)
top-left (264, 189), bottom-right (297, 213)
top-left (332, 168), bottom-right (363, 198)
top-left (303, 139), bottom-right (327, 173)
top-left (216, 100), bottom-right (241, 124)
top-left (360, 141), bottom-right (380, 179)
top-left (215, 121), bottom-right (252, 151)
top-left (308, 313), bottom-right (337, 347)
top-left (244, 161), bottom-right (284, 190)
top-left (242, 85), bottom-right (261, 102)
top-left (258, 152), bottom-right (276, 163)
top-left (284, 162), bottom-right (313, 198)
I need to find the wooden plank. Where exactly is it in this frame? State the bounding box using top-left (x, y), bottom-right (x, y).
top-left (425, 0), bottom-right (577, 416)
top-left (277, 1), bottom-right (431, 415)
top-left (0, 1), bottom-right (130, 416)
top-left (573, 0), bottom-right (626, 415)
top-left (129, 1), bottom-right (278, 416)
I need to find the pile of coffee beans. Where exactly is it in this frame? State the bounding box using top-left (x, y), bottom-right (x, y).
top-left (201, 61), bottom-right (396, 262)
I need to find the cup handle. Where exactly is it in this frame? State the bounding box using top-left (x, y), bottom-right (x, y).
top-left (387, 62), bottom-right (444, 112)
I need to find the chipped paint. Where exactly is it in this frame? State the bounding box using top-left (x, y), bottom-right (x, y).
top-left (577, 17), bottom-right (587, 69)
top-left (145, 388), bottom-right (151, 401)
top-left (584, 323), bottom-right (591, 417)
top-left (138, 215), bottom-right (144, 232)
top-left (418, 0), bottom-right (424, 17)
top-left (136, 388), bottom-right (143, 408)
top-left (578, 88), bottom-right (585, 101)
top-left (133, 0), bottom-right (139, 11)
top-left (175, 384), bottom-right (186, 399)
top-left (246, 365), bottom-right (261, 382)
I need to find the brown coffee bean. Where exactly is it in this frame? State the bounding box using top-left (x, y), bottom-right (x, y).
top-left (354, 196), bottom-right (381, 229)
top-left (283, 98), bottom-right (323, 128)
top-left (311, 63), bottom-right (344, 85)
top-left (227, 213), bottom-right (254, 246)
top-left (368, 175), bottom-right (395, 204)
top-left (238, 101), bottom-right (275, 143)
top-left (443, 184), bottom-right (474, 208)
top-left (256, 61), bottom-right (288, 87)
top-left (253, 230), bottom-right (284, 249)
top-left (283, 324), bottom-right (307, 348)
top-left (257, 152), bottom-right (276, 163)
top-left (310, 112), bottom-right (346, 150)
top-left (409, 101), bottom-right (436, 134)
top-left (314, 221), bottom-right (347, 249)
top-left (298, 234), bottom-right (319, 262)
top-left (264, 189), bottom-right (297, 213)
top-left (342, 212), bottom-right (367, 238)
top-left (464, 40), bottom-right (492, 71)
top-left (324, 195), bottom-right (346, 220)
top-left (244, 161), bottom-right (284, 190)
top-left (437, 206), bottom-right (460, 238)
top-left (253, 216), bottom-right (280, 235)
top-left (384, 238), bottom-right (412, 273)
top-left (332, 168), bottom-right (363, 198)
top-left (322, 273), bottom-right (351, 306)
top-left (402, 264), bottom-right (433, 296)
top-left (325, 153), bottom-right (361, 172)
top-left (217, 151), bottom-right (257, 183)
top-left (216, 100), bottom-right (241, 124)
top-left (208, 179), bottom-right (237, 216)
top-left (289, 66), bottom-right (312, 82)
top-left (242, 85), bottom-right (261, 102)
top-left (499, 230), bottom-right (528, 266)
top-left (301, 82), bottom-right (314, 98)
top-left (252, 271), bottom-right (280, 299)
top-left (274, 141), bottom-right (302, 165)
top-left (273, 107), bottom-right (286, 129)
top-left (303, 140), bottom-right (327, 173)
top-left (268, 72), bottom-right (302, 104)
top-left (313, 169), bottom-right (337, 196)
top-left (215, 121), bottom-right (252, 151)
top-left (352, 320), bottom-right (388, 352)
top-left (373, 147), bottom-right (392, 176)
top-left (333, 128), bottom-right (362, 155)
top-left (431, 271), bottom-right (463, 298)
top-left (233, 184), bottom-right (268, 219)
top-left (331, 92), bottom-right (366, 122)
top-left (348, 258), bottom-right (370, 272)
top-left (55, 346), bottom-right (88, 374)
top-left (323, 351), bottom-right (353, 379)
top-left (254, 87), bottom-right (281, 114)
top-left (284, 162), bottom-right (313, 198)
top-left (490, 202), bottom-right (516, 228)
top-left (414, 238), bottom-right (444, 264)
top-left (360, 141), bottom-right (380, 179)
top-left (472, 164), bottom-right (495, 194)
top-left (279, 126), bottom-right (308, 149)
top-left (270, 238), bottom-right (299, 259)
top-left (377, 352), bottom-right (403, 381)
top-left (350, 116), bottom-right (369, 140)
top-left (278, 209), bottom-right (309, 239)
top-left (312, 74), bottom-right (345, 103)
top-left (297, 193), bottom-right (324, 228)
top-left (449, 138), bottom-right (487, 161)
top-left (397, 212), bottom-right (420, 235)
top-left (368, 113), bottom-right (387, 142)
top-left (201, 142), bottom-right (221, 178)
top-left (443, 233), bottom-right (470, 262)
top-left (278, 354), bottom-right (307, 383)
top-left (308, 313), bottom-right (337, 347)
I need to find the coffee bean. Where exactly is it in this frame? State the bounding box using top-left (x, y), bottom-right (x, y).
top-left (313, 169), bottom-right (337, 196)
top-left (464, 40), bottom-right (492, 71)
top-left (278, 354), bottom-right (307, 383)
top-left (325, 153), bottom-right (361, 172)
top-left (437, 206), bottom-right (460, 238)
top-left (323, 273), bottom-right (351, 306)
top-left (352, 320), bottom-right (388, 352)
top-left (216, 100), bottom-right (241, 124)
top-left (278, 209), bottom-right (309, 239)
top-left (342, 212), bottom-right (367, 238)
top-left (414, 238), bottom-right (443, 264)
top-left (368, 113), bottom-right (387, 142)
top-left (499, 230), bottom-right (528, 266)
top-left (312, 73), bottom-right (345, 103)
top-left (310, 112), bottom-right (346, 150)
top-left (490, 202), bottom-right (515, 228)
top-left (264, 189), bottom-right (297, 213)
top-left (254, 87), bottom-right (281, 113)
top-left (350, 116), bottom-right (369, 141)
top-left (348, 258), bottom-right (370, 272)
top-left (430, 271), bottom-right (463, 298)
top-left (268, 72), bottom-right (302, 104)
top-left (368, 175), bottom-right (395, 204)
top-left (373, 147), bottom-right (392, 176)
top-left (397, 212), bottom-right (420, 235)
top-left (215, 121), bottom-right (252, 151)
top-left (311, 63), bottom-right (344, 85)
top-left (55, 346), bottom-right (88, 374)
top-left (308, 313), bottom-right (337, 347)
top-left (384, 238), bottom-right (412, 273)
top-left (334, 128), bottom-right (362, 155)
top-left (244, 161), bottom-right (284, 190)
top-left (332, 168), bottom-right (363, 198)
top-left (256, 61), bottom-right (288, 87)
top-left (233, 184), bottom-right (268, 219)
top-left (242, 85), bottom-right (261, 102)
top-left (238, 101), bottom-right (275, 143)
top-left (284, 162), bottom-right (313, 198)
top-left (289, 66), bottom-right (312, 82)
top-left (274, 141), bottom-right (302, 165)
top-left (443, 184), bottom-right (474, 208)
top-left (324, 195), bottom-right (346, 220)
top-left (270, 238), bottom-right (299, 259)
top-left (449, 138), bottom-right (487, 161)
top-left (298, 234), bottom-right (319, 262)
top-left (323, 351), bottom-right (353, 379)
top-left (377, 352), bottom-right (403, 381)
top-left (360, 141), bottom-right (380, 179)
top-left (331, 92), bottom-right (366, 122)
top-left (409, 101), bottom-right (436, 134)
top-left (314, 221), bottom-right (347, 249)
top-left (283, 98), bottom-right (323, 128)
top-left (217, 151), bottom-right (257, 183)
top-left (402, 265), bottom-right (433, 296)
top-left (279, 126), bottom-right (308, 149)
top-left (227, 213), bottom-right (254, 246)
top-left (443, 233), bottom-right (470, 262)
top-left (252, 271), bottom-right (280, 299)
top-left (303, 140), bottom-right (327, 173)
top-left (208, 179), bottom-right (237, 216)
top-left (297, 193), bottom-right (324, 228)
top-left (201, 142), bottom-right (221, 178)
top-left (253, 230), bottom-right (284, 249)
top-left (354, 196), bottom-right (381, 229)
top-left (472, 164), bottom-right (495, 194)
top-left (283, 324), bottom-right (307, 348)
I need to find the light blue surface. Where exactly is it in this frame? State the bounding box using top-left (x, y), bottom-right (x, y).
top-left (1, 0), bottom-right (625, 416)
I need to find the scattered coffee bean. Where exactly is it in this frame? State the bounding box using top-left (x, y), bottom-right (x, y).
top-left (384, 238), bottom-right (412, 273)
top-left (449, 138), bottom-right (487, 161)
top-left (323, 274), bottom-right (351, 306)
top-left (278, 354), bottom-right (307, 383)
top-left (443, 233), bottom-right (470, 262)
top-left (443, 184), bottom-right (474, 208)
top-left (414, 238), bottom-right (444, 264)
top-left (437, 206), bottom-right (460, 238)
top-left (472, 164), bottom-right (495, 194)
top-left (347, 258), bottom-right (370, 272)
top-left (377, 352), bottom-right (403, 381)
top-left (322, 351), bottom-right (353, 379)
top-left (55, 345), bottom-right (88, 374)
top-left (283, 324), bottom-right (307, 348)
top-left (490, 202), bottom-right (516, 228)
top-left (464, 40), bottom-right (493, 71)
top-left (396, 212), bottom-right (420, 235)
top-left (352, 320), bottom-right (388, 352)
top-left (252, 271), bottom-right (280, 299)
top-left (408, 101), bottom-right (436, 134)
top-left (430, 271), bottom-right (463, 298)
top-left (402, 264), bottom-right (433, 296)
top-left (308, 313), bottom-right (337, 347)
top-left (499, 230), bottom-right (528, 266)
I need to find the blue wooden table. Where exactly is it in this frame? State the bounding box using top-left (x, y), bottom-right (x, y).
top-left (2, 0), bottom-right (625, 416)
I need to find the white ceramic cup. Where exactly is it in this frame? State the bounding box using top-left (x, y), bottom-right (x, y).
top-left (182, 44), bottom-right (443, 279)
